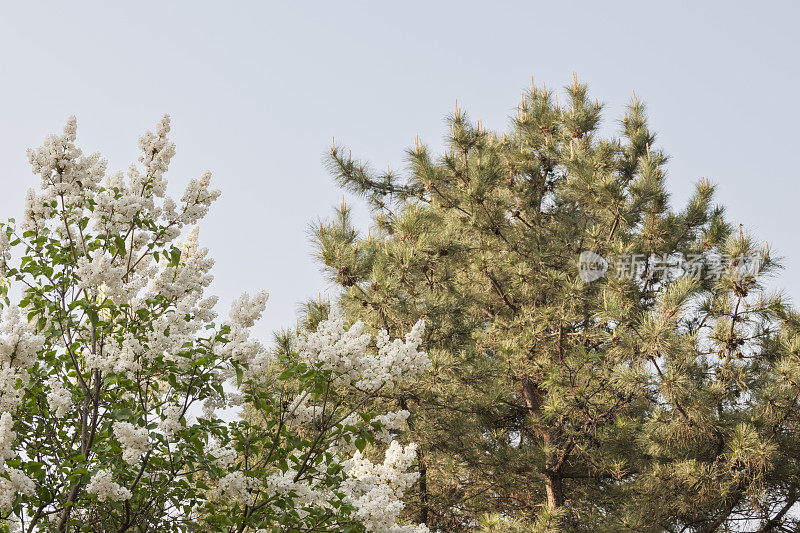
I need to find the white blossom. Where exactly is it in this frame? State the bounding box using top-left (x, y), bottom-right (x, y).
top-left (209, 471), bottom-right (260, 506)
top-left (160, 404), bottom-right (183, 439)
top-left (21, 189), bottom-right (50, 232)
top-left (212, 291), bottom-right (270, 368)
top-left (147, 226), bottom-right (214, 303)
top-left (201, 387), bottom-right (226, 420)
top-left (0, 364), bottom-right (28, 413)
top-left (75, 253), bottom-right (129, 304)
top-left (91, 172), bottom-right (149, 235)
top-left (341, 441), bottom-right (429, 533)
top-left (136, 114), bottom-right (175, 196)
top-left (25, 116), bottom-right (106, 210)
top-left (112, 422), bottom-right (149, 464)
top-left (229, 291), bottom-right (269, 328)
top-left (294, 311), bottom-right (429, 391)
top-left (206, 439), bottom-right (237, 469)
top-left (372, 410), bottom-right (410, 443)
top-left (0, 306), bottom-right (46, 369)
top-left (286, 392), bottom-right (322, 425)
top-left (0, 467), bottom-right (35, 512)
top-left (261, 467), bottom-right (333, 510)
top-left (86, 469), bottom-right (132, 502)
top-left (46, 377), bottom-right (71, 418)
top-left (180, 171), bottom-right (221, 225)
top-left (0, 413), bottom-right (16, 465)
top-left (89, 332), bottom-right (143, 377)
top-left (0, 230), bottom-right (9, 268)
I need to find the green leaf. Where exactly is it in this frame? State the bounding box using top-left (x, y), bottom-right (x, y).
top-left (113, 408), bottom-right (133, 421)
top-left (354, 436), bottom-right (366, 452)
top-left (87, 309), bottom-right (99, 329)
top-left (114, 235), bottom-right (127, 255)
top-left (169, 247), bottom-right (182, 267)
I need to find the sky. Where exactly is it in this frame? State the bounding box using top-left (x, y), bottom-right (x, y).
top-left (1, 1), bottom-right (798, 341)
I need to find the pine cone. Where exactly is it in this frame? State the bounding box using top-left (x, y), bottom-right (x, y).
top-left (337, 266), bottom-right (357, 287)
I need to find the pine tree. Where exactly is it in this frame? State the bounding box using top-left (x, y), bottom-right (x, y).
top-left (312, 78), bottom-right (800, 532)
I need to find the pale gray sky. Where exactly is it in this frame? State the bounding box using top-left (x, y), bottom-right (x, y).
top-left (1, 1), bottom-right (798, 339)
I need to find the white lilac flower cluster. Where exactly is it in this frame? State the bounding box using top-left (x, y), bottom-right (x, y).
top-left (25, 116), bottom-right (106, 219)
top-left (0, 308), bottom-right (41, 511)
top-left (228, 291), bottom-right (269, 329)
top-left (0, 364), bottom-right (28, 414)
top-left (206, 439), bottom-right (237, 469)
top-left (46, 377), bottom-right (71, 418)
top-left (286, 392), bottom-right (321, 425)
top-left (372, 410), bottom-right (411, 443)
top-left (254, 312), bottom-right (430, 531)
top-left (148, 226), bottom-right (215, 304)
top-left (112, 422), bottom-right (149, 464)
top-left (0, 413), bottom-right (34, 512)
top-left (0, 307), bottom-right (46, 370)
top-left (201, 388), bottom-right (226, 420)
top-left (0, 467), bottom-right (35, 512)
top-left (75, 254), bottom-right (131, 304)
top-left (180, 171), bottom-right (221, 225)
top-left (159, 404), bottom-right (183, 440)
top-left (221, 291), bottom-right (269, 368)
top-left (81, 115), bottom-right (217, 239)
top-left (0, 307), bottom-right (45, 414)
top-left (140, 228), bottom-right (220, 373)
top-left (92, 171), bottom-right (148, 235)
top-left (21, 115), bottom-right (222, 384)
top-left (0, 414), bottom-right (17, 465)
top-left (256, 442), bottom-right (429, 533)
top-left (137, 115), bottom-right (175, 196)
top-left (87, 332), bottom-right (142, 376)
top-left (330, 409), bottom-right (411, 449)
top-left (86, 469), bottom-right (132, 502)
top-left (0, 230), bottom-right (10, 271)
top-left (208, 471), bottom-right (260, 507)
top-left (341, 441), bottom-right (428, 533)
top-left (294, 311), bottom-right (430, 392)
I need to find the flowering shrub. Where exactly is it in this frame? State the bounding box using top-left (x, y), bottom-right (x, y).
top-left (0, 117), bottom-right (430, 532)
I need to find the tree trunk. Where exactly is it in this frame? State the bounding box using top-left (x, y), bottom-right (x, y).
top-left (400, 397), bottom-right (429, 525)
top-left (545, 469), bottom-right (565, 510)
top-left (521, 376), bottom-right (565, 512)
top-left (419, 448), bottom-right (429, 524)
